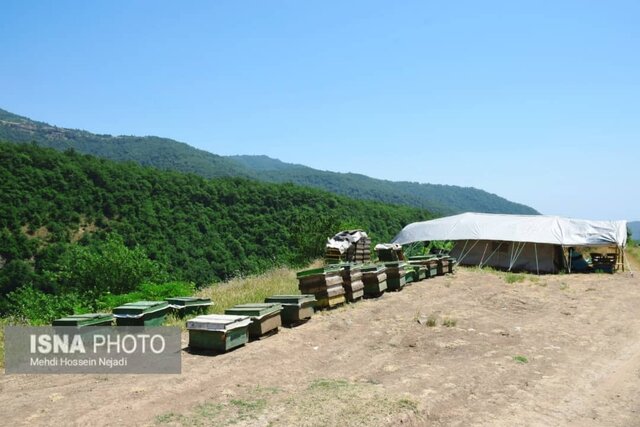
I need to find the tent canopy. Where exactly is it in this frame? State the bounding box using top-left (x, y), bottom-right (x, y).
top-left (392, 212), bottom-right (627, 247)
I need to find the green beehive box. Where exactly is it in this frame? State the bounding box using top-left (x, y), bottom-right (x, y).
top-left (409, 258), bottom-right (438, 278)
top-left (113, 301), bottom-right (169, 326)
top-left (384, 262), bottom-right (407, 291)
top-left (264, 295), bottom-right (316, 326)
top-left (52, 313), bottom-right (113, 328)
top-left (363, 279), bottom-right (387, 297)
top-left (412, 265), bottom-right (427, 281)
top-left (361, 264), bottom-right (388, 298)
top-left (225, 303), bottom-right (282, 340)
top-left (187, 314), bottom-right (251, 352)
top-left (166, 297), bottom-right (213, 316)
top-left (386, 276), bottom-right (406, 291)
top-left (404, 269), bottom-right (416, 284)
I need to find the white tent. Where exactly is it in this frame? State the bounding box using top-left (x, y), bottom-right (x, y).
top-left (392, 213), bottom-right (627, 273)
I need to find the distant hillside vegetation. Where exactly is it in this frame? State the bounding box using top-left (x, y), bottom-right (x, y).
top-left (0, 108), bottom-right (250, 179)
top-left (0, 107), bottom-right (539, 215)
top-left (229, 155), bottom-right (538, 215)
top-left (0, 142), bottom-right (429, 320)
top-left (628, 221), bottom-right (640, 241)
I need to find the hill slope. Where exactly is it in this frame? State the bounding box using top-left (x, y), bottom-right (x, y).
top-left (0, 107), bottom-right (538, 215)
top-left (229, 155), bottom-right (538, 215)
top-left (0, 108), bottom-right (251, 179)
top-left (0, 142), bottom-right (429, 298)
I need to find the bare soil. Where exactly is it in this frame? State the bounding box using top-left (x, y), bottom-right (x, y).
top-left (2, 267), bottom-right (640, 426)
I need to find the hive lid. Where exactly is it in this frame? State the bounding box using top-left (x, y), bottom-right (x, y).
top-left (360, 264), bottom-right (386, 273)
top-left (113, 301), bottom-right (169, 318)
top-left (186, 314), bottom-right (251, 331)
top-left (225, 303), bottom-right (282, 317)
top-left (265, 294), bottom-right (316, 307)
top-left (52, 313), bottom-right (113, 326)
top-left (165, 297), bottom-right (213, 307)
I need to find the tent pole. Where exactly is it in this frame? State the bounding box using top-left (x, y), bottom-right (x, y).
top-left (481, 242), bottom-right (503, 268)
top-left (479, 243), bottom-right (489, 269)
top-left (534, 243), bottom-right (539, 275)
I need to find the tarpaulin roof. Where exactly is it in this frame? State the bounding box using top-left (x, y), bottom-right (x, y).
top-left (392, 212), bottom-right (627, 247)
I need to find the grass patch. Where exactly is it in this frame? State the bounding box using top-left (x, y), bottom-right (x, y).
top-left (504, 273), bottom-right (526, 284)
top-left (441, 317), bottom-right (457, 327)
top-left (426, 316), bottom-right (437, 327)
top-left (513, 355), bottom-right (529, 364)
top-left (157, 378), bottom-right (421, 426)
top-left (196, 265), bottom-right (311, 315)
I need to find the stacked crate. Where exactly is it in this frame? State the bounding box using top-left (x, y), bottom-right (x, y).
top-left (353, 235), bottom-right (372, 263)
top-left (336, 263), bottom-right (365, 302)
top-left (361, 264), bottom-right (388, 298)
top-left (374, 243), bottom-right (404, 262)
top-left (324, 247), bottom-right (344, 264)
top-left (325, 230), bottom-right (372, 264)
top-left (297, 267), bottom-right (346, 309)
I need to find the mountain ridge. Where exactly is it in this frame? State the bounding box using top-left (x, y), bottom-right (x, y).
top-left (0, 107), bottom-right (539, 215)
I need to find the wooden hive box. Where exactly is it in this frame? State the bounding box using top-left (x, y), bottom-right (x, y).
top-left (361, 265), bottom-right (388, 298)
top-left (187, 314), bottom-right (251, 352)
top-left (225, 303), bottom-right (282, 340)
top-left (113, 301), bottom-right (169, 327)
top-left (264, 295), bottom-right (316, 326)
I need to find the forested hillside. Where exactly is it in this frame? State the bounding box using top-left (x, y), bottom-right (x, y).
top-left (0, 108), bottom-right (539, 215)
top-left (230, 155), bottom-right (538, 215)
top-left (0, 142), bottom-right (429, 322)
top-left (0, 108), bottom-right (250, 179)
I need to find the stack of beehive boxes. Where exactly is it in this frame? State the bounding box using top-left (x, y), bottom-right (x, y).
top-left (297, 267), bottom-right (346, 309)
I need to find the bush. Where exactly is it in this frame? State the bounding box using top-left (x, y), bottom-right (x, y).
top-left (5, 284), bottom-right (89, 325)
top-left (45, 234), bottom-right (170, 298)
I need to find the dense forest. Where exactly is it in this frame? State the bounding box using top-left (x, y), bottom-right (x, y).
top-left (0, 142), bottom-right (430, 322)
top-left (0, 108), bottom-right (538, 215)
top-left (230, 155), bottom-right (538, 215)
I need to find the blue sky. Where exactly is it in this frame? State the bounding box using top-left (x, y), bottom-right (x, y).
top-left (1, 1), bottom-right (638, 220)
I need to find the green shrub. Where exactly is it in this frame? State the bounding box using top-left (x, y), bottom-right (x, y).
top-left (5, 284), bottom-right (89, 325)
top-left (45, 234), bottom-right (170, 299)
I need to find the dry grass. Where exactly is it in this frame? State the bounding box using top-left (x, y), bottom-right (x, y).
top-left (195, 260), bottom-right (323, 315)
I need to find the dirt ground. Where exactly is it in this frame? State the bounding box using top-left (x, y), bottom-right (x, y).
top-left (2, 266), bottom-right (640, 426)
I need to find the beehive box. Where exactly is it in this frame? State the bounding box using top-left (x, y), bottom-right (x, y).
top-left (113, 301), bottom-right (169, 326)
top-left (166, 297), bottom-right (213, 316)
top-left (436, 258), bottom-right (449, 276)
top-left (187, 314), bottom-right (251, 352)
top-left (404, 268), bottom-right (415, 284)
top-left (52, 313), bottom-right (113, 328)
top-left (224, 303), bottom-right (282, 340)
top-left (361, 265), bottom-right (388, 298)
top-left (297, 267), bottom-right (345, 309)
top-left (384, 262), bottom-right (408, 291)
top-left (408, 257), bottom-right (439, 278)
top-left (297, 267), bottom-right (343, 294)
top-left (264, 295), bottom-right (316, 326)
top-left (411, 265), bottom-right (427, 281)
